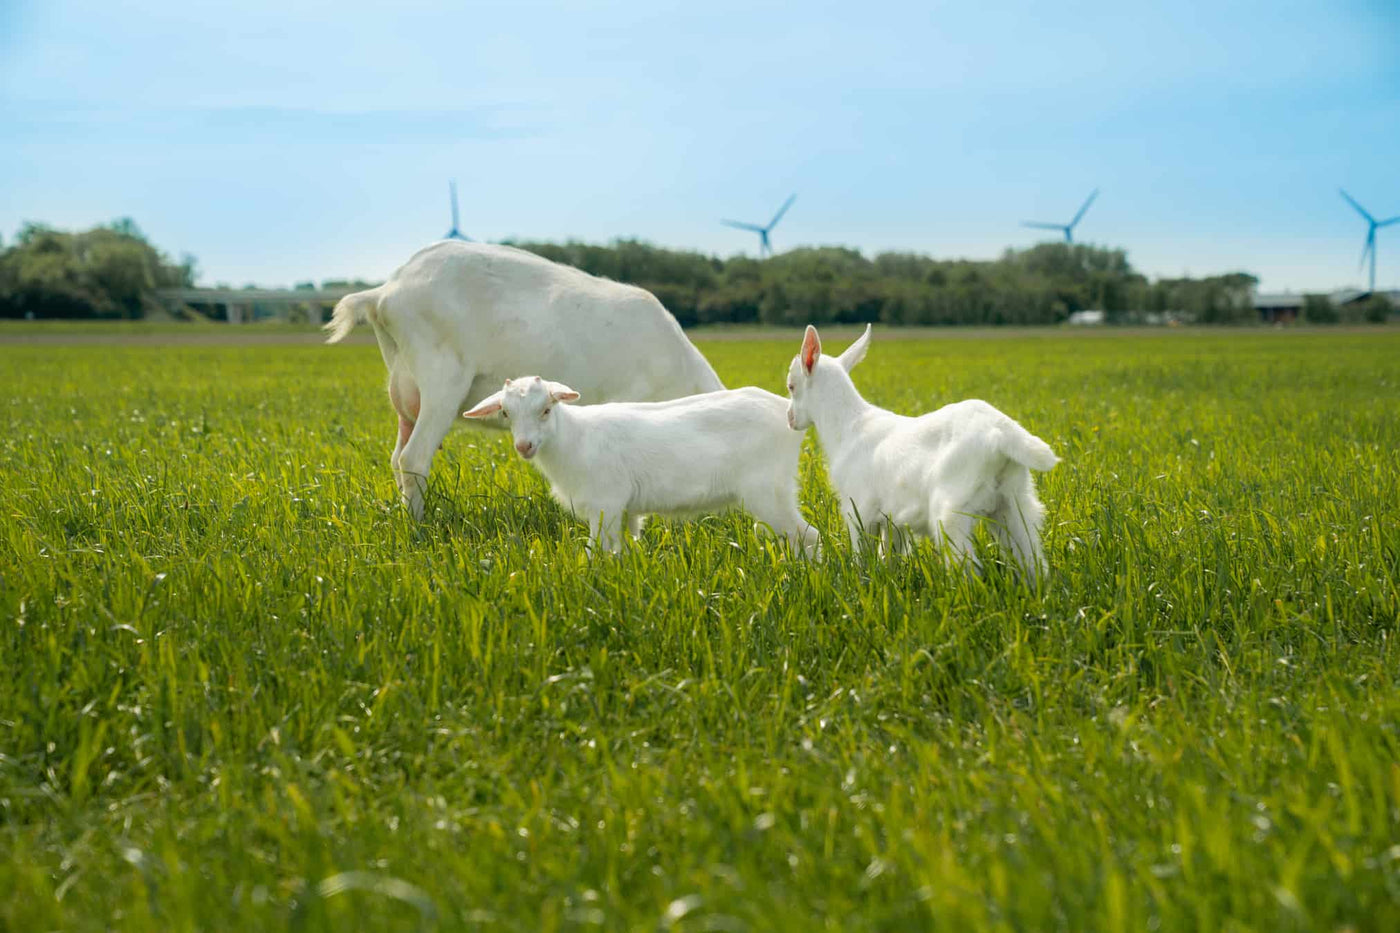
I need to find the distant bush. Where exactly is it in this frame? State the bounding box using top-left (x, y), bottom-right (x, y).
top-left (1334, 293), bottom-right (1394, 324)
top-left (1303, 294), bottom-right (1338, 324)
top-left (0, 220), bottom-right (195, 319)
top-left (1357, 293), bottom-right (1393, 323)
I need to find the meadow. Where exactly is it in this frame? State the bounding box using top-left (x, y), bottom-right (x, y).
top-left (1, 328), bottom-right (1397, 932)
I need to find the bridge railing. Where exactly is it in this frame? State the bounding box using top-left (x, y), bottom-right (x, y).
top-left (156, 287), bottom-right (364, 324)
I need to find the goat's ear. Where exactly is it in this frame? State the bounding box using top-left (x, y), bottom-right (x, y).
top-left (463, 390), bottom-right (505, 419)
top-left (547, 382), bottom-right (581, 404)
top-left (837, 324), bottom-right (872, 373)
top-left (801, 325), bottom-right (821, 374)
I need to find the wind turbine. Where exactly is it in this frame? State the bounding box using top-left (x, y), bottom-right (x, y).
top-left (1340, 188), bottom-right (1398, 294)
top-left (1022, 189), bottom-right (1099, 243)
top-left (721, 194), bottom-right (796, 257)
top-left (444, 180), bottom-right (470, 241)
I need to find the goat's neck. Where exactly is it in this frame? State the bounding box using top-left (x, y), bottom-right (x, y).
top-left (534, 406), bottom-right (584, 476)
top-left (811, 376), bottom-right (872, 452)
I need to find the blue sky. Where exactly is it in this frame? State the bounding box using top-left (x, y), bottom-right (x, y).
top-left (2, 0), bottom-right (1397, 291)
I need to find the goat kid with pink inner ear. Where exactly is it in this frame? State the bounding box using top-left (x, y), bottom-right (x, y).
top-left (785, 324), bottom-right (1058, 580)
top-left (465, 376), bottom-right (817, 556)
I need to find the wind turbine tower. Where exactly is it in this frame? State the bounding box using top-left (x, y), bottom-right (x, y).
top-left (1022, 189), bottom-right (1100, 243)
top-left (444, 181), bottom-right (470, 241)
top-left (721, 194), bottom-right (797, 257)
top-left (1339, 189), bottom-right (1398, 294)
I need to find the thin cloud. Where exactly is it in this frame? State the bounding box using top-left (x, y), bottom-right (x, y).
top-left (3, 104), bottom-right (543, 146)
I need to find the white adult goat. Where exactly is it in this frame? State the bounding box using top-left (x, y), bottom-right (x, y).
top-left (325, 241), bottom-right (723, 518)
top-left (463, 376), bottom-right (814, 554)
top-left (785, 325), bottom-right (1058, 579)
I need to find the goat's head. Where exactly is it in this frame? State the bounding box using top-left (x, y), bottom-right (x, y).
top-left (786, 323), bottom-right (871, 430)
top-left (463, 376), bottom-right (580, 460)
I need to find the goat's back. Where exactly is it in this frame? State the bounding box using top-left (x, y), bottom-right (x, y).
top-left (374, 242), bottom-right (722, 402)
top-left (540, 388), bottom-right (800, 509)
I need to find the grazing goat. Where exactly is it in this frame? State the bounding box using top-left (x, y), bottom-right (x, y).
top-left (463, 376), bottom-right (814, 554)
top-left (325, 241), bottom-right (723, 518)
top-left (785, 325), bottom-right (1057, 579)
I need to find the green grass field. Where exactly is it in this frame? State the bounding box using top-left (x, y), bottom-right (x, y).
top-left (2, 329), bottom-right (1398, 931)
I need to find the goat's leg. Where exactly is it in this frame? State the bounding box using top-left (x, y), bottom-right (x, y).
top-left (880, 522), bottom-right (913, 557)
top-left (748, 492), bottom-right (813, 556)
top-left (993, 490), bottom-right (1047, 585)
top-left (387, 367), bottom-right (420, 503)
top-left (789, 508), bottom-right (820, 557)
top-left (845, 508), bottom-right (885, 560)
top-left (390, 415), bottom-right (413, 498)
top-left (395, 364), bottom-right (473, 520)
top-left (843, 505), bottom-right (866, 553)
top-left (586, 505), bottom-right (626, 554)
top-left (862, 517), bottom-right (887, 559)
top-left (845, 514), bottom-right (861, 551)
top-left (933, 506), bottom-right (981, 576)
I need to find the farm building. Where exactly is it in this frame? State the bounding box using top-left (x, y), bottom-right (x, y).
top-left (1252, 288), bottom-right (1396, 323)
top-left (1252, 292), bottom-right (1305, 323)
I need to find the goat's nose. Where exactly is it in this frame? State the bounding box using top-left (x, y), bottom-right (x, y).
top-left (515, 440), bottom-right (534, 458)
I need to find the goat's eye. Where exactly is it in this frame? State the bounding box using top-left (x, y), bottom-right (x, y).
top-left (541, 408), bottom-right (551, 420)
top-left (787, 383), bottom-right (795, 393)
top-left (502, 411), bottom-right (509, 420)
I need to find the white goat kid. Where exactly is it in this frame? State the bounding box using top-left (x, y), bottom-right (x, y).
top-left (786, 325), bottom-right (1058, 579)
top-left (464, 377), bottom-right (814, 554)
top-left (325, 241), bottom-right (723, 519)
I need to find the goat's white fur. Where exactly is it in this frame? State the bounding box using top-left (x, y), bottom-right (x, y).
top-left (325, 241), bottom-right (723, 518)
top-left (786, 324), bottom-right (1057, 579)
top-left (465, 376), bottom-right (814, 554)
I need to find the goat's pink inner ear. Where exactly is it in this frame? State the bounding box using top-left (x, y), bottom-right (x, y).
top-left (463, 399), bottom-right (502, 419)
top-left (801, 326), bottom-right (821, 373)
top-left (547, 381), bottom-right (580, 403)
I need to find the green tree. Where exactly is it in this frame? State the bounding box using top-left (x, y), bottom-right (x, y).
top-left (0, 220), bottom-right (195, 319)
top-left (1303, 294), bottom-right (1338, 324)
top-left (1352, 293), bottom-right (1394, 324)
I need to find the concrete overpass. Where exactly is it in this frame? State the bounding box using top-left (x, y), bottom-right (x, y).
top-left (157, 287), bottom-right (364, 324)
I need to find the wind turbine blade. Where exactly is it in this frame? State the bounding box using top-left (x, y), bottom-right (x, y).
top-left (1070, 189), bottom-right (1099, 227)
top-left (1339, 188), bottom-right (1375, 223)
top-left (721, 220), bottom-right (766, 232)
top-left (1377, 215), bottom-right (1400, 227)
top-left (1359, 232), bottom-right (1375, 272)
top-left (450, 181), bottom-right (461, 229)
top-left (1022, 222), bottom-right (1067, 231)
top-left (767, 193), bottom-right (797, 230)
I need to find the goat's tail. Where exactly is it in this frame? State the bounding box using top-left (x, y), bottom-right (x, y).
top-left (324, 287), bottom-right (382, 343)
top-left (999, 422), bottom-right (1059, 472)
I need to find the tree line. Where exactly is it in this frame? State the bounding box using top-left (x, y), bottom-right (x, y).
top-left (511, 239), bottom-right (1265, 327)
top-left (3, 220), bottom-right (1392, 325)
